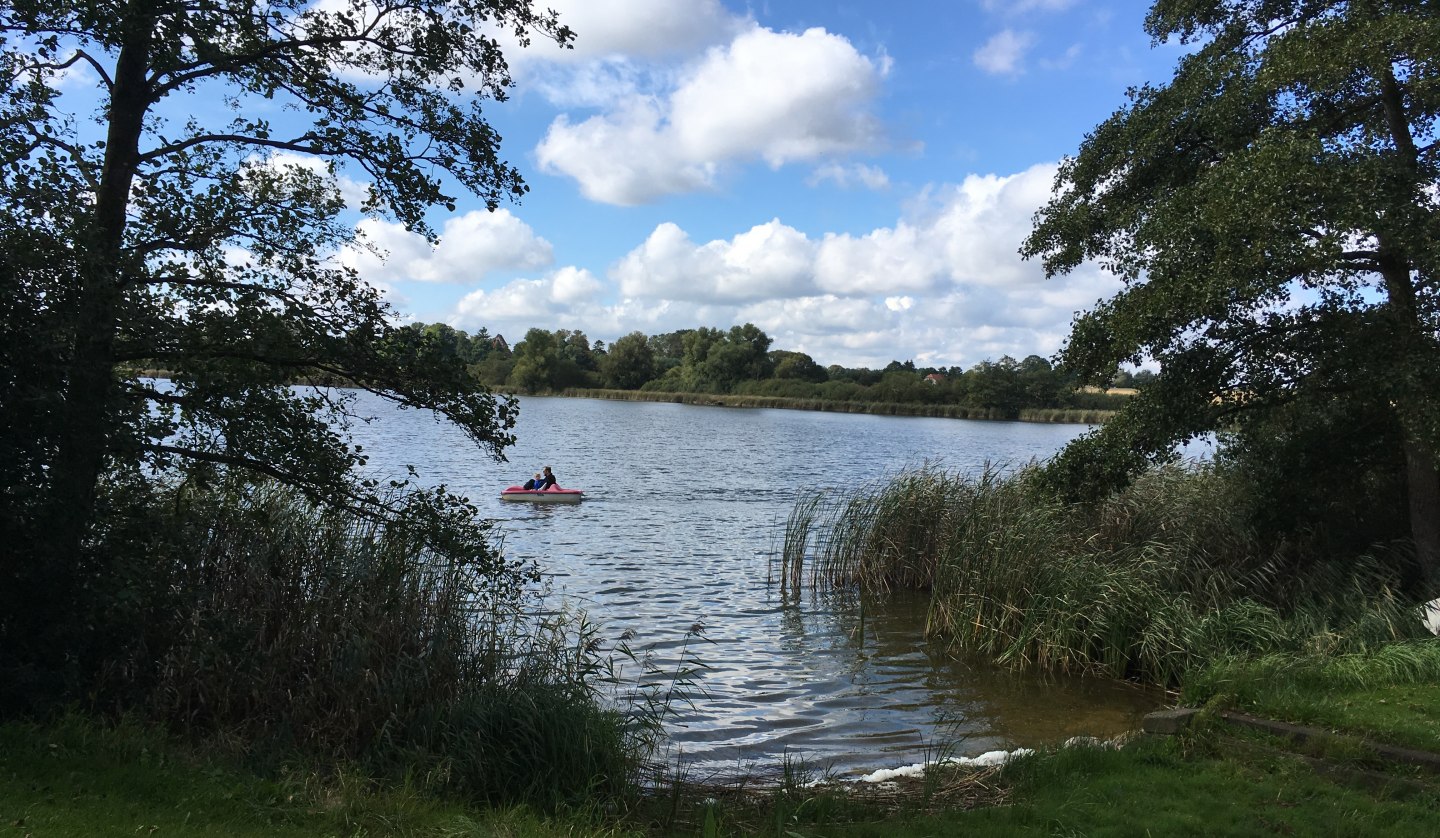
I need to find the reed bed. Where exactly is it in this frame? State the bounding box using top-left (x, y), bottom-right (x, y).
top-left (100, 477), bottom-right (647, 809)
top-left (561, 388), bottom-right (1113, 425)
top-left (781, 465), bottom-right (1427, 685)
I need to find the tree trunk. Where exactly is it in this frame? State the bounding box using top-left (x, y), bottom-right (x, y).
top-left (1402, 438), bottom-right (1440, 595)
top-left (1374, 66), bottom-right (1440, 597)
top-left (39, 11), bottom-right (154, 638)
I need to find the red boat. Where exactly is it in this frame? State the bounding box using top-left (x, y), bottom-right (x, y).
top-left (500, 486), bottom-right (585, 504)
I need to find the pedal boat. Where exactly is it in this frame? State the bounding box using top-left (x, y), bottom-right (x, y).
top-left (500, 486), bottom-right (585, 503)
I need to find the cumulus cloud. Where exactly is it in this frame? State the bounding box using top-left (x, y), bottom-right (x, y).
top-left (543, 0), bottom-right (743, 61)
top-left (536, 25), bottom-right (887, 205)
top-left (341, 210), bottom-right (553, 285)
top-left (973, 29), bottom-right (1036, 75)
top-left (453, 267), bottom-right (602, 323)
top-left (428, 163), bottom-right (1122, 370)
top-left (614, 220), bottom-right (817, 302)
top-left (497, 0), bottom-right (748, 107)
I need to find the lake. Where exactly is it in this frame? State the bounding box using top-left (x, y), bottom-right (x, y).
top-left (348, 393), bottom-right (1163, 777)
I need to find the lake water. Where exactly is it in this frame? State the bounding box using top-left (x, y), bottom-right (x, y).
top-left (348, 393), bottom-right (1163, 777)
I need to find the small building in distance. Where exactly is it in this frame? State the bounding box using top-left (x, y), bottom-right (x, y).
top-left (924, 373), bottom-right (946, 385)
top-left (491, 334), bottom-right (510, 354)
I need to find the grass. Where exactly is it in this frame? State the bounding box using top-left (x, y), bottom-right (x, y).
top-left (0, 714), bottom-right (636, 837)
top-left (6, 707), bottom-right (1436, 837)
top-left (1184, 640), bottom-right (1440, 753)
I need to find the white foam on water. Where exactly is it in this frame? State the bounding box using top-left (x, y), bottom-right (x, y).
top-left (856, 748), bottom-right (1034, 783)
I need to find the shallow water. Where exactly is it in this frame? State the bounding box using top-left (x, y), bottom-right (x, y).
top-left (349, 393), bottom-right (1163, 776)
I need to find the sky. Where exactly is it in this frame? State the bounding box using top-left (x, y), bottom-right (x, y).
top-left (97, 0), bottom-right (1192, 371)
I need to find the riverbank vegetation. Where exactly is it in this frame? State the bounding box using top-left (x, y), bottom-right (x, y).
top-left (781, 462), bottom-right (1433, 687)
top-left (406, 321), bottom-right (1143, 421)
top-left (7, 648), bottom-right (1439, 836)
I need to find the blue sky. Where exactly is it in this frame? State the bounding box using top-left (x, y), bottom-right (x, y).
top-left (82, 1), bottom-right (1190, 370)
top-left (355, 0), bottom-right (1189, 369)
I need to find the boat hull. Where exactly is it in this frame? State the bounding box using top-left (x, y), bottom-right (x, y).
top-left (500, 487), bottom-right (585, 503)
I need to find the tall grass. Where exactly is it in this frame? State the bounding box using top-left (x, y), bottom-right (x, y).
top-left (782, 464), bottom-right (1428, 685)
top-left (95, 476), bottom-right (648, 809)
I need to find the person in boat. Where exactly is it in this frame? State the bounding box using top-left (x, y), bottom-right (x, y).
top-left (522, 471), bottom-right (543, 490)
top-left (538, 465), bottom-right (558, 490)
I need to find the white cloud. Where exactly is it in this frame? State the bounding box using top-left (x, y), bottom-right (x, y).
top-left (614, 220), bottom-right (817, 302)
top-left (536, 100), bottom-right (716, 204)
top-left (816, 223), bottom-right (945, 295)
top-left (535, 25), bottom-right (887, 205)
top-left (427, 163), bottom-right (1123, 370)
top-left (453, 267), bottom-right (602, 323)
top-left (973, 29), bottom-right (1036, 75)
top-left (543, 0), bottom-right (744, 60)
top-left (342, 209), bottom-right (553, 285)
top-left (500, 0), bottom-right (747, 107)
top-left (808, 162), bottom-right (891, 190)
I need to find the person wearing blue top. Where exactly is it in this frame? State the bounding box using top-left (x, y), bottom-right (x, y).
top-left (522, 471), bottom-right (543, 490)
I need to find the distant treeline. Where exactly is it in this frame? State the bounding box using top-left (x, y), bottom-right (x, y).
top-left (404, 322), bottom-right (1156, 419)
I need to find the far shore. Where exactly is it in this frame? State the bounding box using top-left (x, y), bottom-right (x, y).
top-left (129, 371), bottom-right (1117, 425)
top-left (555, 387), bottom-right (1117, 425)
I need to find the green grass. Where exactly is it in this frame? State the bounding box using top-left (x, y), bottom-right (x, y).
top-left (0, 715), bottom-right (636, 837)
top-left (1185, 641), bottom-right (1440, 752)
top-left (8, 712), bottom-right (1435, 838)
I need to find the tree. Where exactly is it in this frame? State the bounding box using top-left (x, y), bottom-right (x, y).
top-left (1, 1), bottom-right (573, 690)
top-left (601, 331), bottom-right (655, 390)
top-left (508, 328), bottom-right (560, 392)
top-left (770, 350), bottom-right (828, 383)
top-left (1022, 0), bottom-right (1440, 591)
top-left (698, 323), bottom-right (773, 390)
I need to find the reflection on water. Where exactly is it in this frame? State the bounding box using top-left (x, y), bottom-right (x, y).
top-left (349, 394), bottom-right (1161, 775)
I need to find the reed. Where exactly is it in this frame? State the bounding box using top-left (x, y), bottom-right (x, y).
top-left (101, 477), bottom-right (647, 809)
top-left (782, 464), bottom-right (1427, 685)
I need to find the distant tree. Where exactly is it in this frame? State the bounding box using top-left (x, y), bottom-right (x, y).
top-left (1017, 355), bottom-right (1072, 408)
top-left (508, 328), bottom-right (560, 392)
top-left (601, 332), bottom-right (655, 390)
top-left (644, 330), bottom-right (688, 379)
top-left (1022, 0), bottom-right (1440, 591)
top-left (700, 323), bottom-right (773, 388)
top-left (771, 351), bottom-right (828, 383)
top-left (964, 356), bottom-right (1026, 415)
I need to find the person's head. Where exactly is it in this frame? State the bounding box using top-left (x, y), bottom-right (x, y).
top-left (543, 465), bottom-right (553, 475)
top-left (534, 472), bottom-right (543, 479)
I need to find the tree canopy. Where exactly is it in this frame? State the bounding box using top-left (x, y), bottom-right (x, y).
top-left (1022, 0), bottom-right (1440, 591)
top-left (0, 0), bottom-right (572, 693)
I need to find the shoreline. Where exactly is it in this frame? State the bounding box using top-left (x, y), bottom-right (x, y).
top-left (555, 387), bottom-right (1116, 425)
